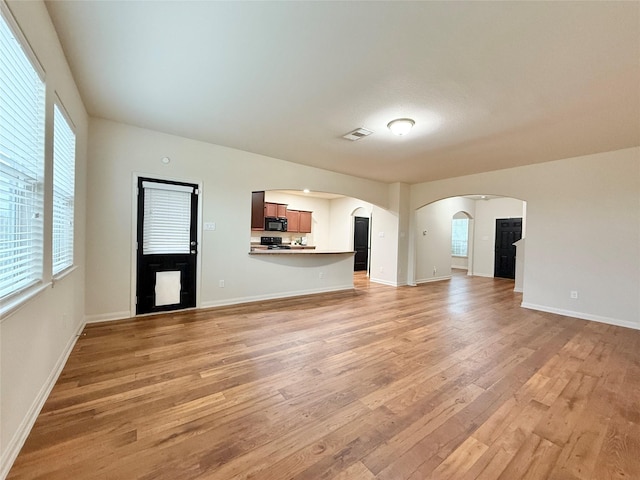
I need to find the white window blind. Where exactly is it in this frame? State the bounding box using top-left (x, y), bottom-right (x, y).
top-left (451, 218), bottom-right (469, 257)
top-left (142, 182), bottom-right (193, 255)
top-left (0, 11), bottom-right (45, 299)
top-left (52, 104), bottom-right (75, 275)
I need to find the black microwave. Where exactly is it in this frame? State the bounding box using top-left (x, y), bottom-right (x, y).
top-left (265, 217), bottom-right (287, 231)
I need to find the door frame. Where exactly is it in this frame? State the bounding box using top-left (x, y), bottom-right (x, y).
top-left (353, 215), bottom-right (371, 274)
top-left (130, 172), bottom-right (203, 317)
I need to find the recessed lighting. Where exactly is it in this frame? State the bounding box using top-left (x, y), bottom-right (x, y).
top-left (303, 189), bottom-right (310, 194)
top-left (161, 156), bottom-right (170, 164)
top-left (387, 118), bottom-right (415, 136)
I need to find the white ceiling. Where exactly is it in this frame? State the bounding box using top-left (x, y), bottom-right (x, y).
top-left (45, 1), bottom-right (640, 184)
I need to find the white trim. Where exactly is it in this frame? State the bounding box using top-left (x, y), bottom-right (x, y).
top-left (470, 272), bottom-right (494, 278)
top-left (85, 285), bottom-right (355, 324)
top-left (521, 302), bottom-right (639, 331)
top-left (52, 265), bottom-right (78, 285)
top-left (0, 1), bottom-right (46, 79)
top-left (369, 277), bottom-right (399, 287)
top-left (85, 310), bottom-right (132, 324)
top-left (513, 287), bottom-right (523, 293)
top-left (0, 282), bottom-right (51, 322)
top-left (0, 321), bottom-right (85, 479)
top-left (415, 275), bottom-right (452, 284)
top-left (198, 285), bottom-right (354, 309)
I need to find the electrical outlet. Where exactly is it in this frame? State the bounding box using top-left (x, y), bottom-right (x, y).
top-left (570, 290), bottom-right (578, 299)
top-left (433, 266), bottom-right (437, 275)
top-left (319, 272), bottom-right (324, 279)
top-left (219, 280), bottom-right (225, 288)
top-left (204, 222), bottom-right (216, 231)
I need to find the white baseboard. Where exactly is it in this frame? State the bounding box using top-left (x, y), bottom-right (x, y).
top-left (521, 302), bottom-right (639, 331)
top-left (0, 321), bottom-right (86, 480)
top-left (369, 277), bottom-right (399, 287)
top-left (201, 285), bottom-right (354, 309)
top-left (470, 272), bottom-right (494, 278)
top-left (415, 275), bottom-right (452, 284)
top-left (85, 310), bottom-right (131, 324)
top-left (513, 287), bottom-right (523, 293)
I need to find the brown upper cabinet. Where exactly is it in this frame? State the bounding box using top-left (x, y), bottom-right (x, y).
top-left (265, 202), bottom-right (287, 218)
top-left (251, 191), bottom-right (311, 233)
top-left (251, 191), bottom-right (265, 230)
top-left (287, 209), bottom-right (312, 233)
top-left (298, 210), bottom-right (312, 233)
top-left (286, 209), bottom-right (300, 232)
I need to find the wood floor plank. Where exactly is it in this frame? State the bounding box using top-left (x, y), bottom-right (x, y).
top-left (7, 271), bottom-right (640, 480)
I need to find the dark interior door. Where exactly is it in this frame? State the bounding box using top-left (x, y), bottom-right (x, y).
top-left (136, 177), bottom-right (198, 315)
top-left (353, 216), bottom-right (369, 272)
top-left (494, 217), bottom-right (522, 279)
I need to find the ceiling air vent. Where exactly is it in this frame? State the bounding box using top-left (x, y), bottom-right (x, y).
top-left (342, 128), bottom-right (373, 141)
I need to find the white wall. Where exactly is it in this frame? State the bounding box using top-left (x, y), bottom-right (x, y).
top-left (472, 197), bottom-right (526, 277)
top-left (410, 147), bottom-right (640, 330)
top-left (327, 197), bottom-right (373, 252)
top-left (414, 197), bottom-right (476, 283)
top-left (0, 1), bottom-right (88, 477)
top-left (86, 119), bottom-right (391, 320)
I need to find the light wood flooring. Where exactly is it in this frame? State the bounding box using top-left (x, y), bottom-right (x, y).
top-left (8, 271), bottom-right (640, 479)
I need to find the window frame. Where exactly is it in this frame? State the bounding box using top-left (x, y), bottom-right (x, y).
top-left (0, 3), bottom-right (47, 310)
top-left (451, 217), bottom-right (470, 258)
top-left (52, 100), bottom-right (76, 277)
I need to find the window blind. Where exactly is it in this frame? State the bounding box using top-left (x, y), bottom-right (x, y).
top-left (0, 11), bottom-right (45, 299)
top-left (142, 182), bottom-right (193, 255)
top-left (52, 104), bottom-right (75, 275)
top-left (451, 218), bottom-right (469, 257)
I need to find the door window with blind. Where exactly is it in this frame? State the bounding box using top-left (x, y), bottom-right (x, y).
top-left (0, 10), bottom-right (45, 299)
top-left (142, 181), bottom-right (193, 255)
top-left (52, 104), bottom-right (76, 275)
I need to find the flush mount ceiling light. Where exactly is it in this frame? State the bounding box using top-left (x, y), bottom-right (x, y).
top-left (387, 118), bottom-right (415, 136)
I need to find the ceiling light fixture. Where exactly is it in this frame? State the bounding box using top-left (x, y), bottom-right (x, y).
top-left (303, 189), bottom-right (310, 194)
top-left (387, 118), bottom-right (415, 136)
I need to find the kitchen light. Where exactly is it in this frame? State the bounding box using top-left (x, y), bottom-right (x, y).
top-left (387, 118), bottom-right (415, 136)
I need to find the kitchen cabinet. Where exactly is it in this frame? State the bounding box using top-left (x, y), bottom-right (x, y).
top-left (251, 191), bottom-right (265, 230)
top-left (286, 209), bottom-right (300, 232)
top-left (265, 202), bottom-right (287, 218)
top-left (286, 209), bottom-right (311, 233)
top-left (298, 210), bottom-right (312, 233)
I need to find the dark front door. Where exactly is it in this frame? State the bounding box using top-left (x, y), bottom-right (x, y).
top-left (494, 217), bottom-right (522, 279)
top-left (136, 177), bottom-right (198, 315)
top-left (353, 216), bottom-right (369, 272)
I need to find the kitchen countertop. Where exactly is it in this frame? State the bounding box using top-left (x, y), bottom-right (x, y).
top-left (249, 249), bottom-right (354, 255)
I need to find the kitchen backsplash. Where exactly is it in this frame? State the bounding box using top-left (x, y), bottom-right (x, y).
top-left (250, 233), bottom-right (312, 245)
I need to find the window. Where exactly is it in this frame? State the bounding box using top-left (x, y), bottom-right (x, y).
top-left (52, 104), bottom-right (75, 275)
top-left (0, 11), bottom-right (45, 299)
top-left (142, 181), bottom-right (193, 255)
top-left (451, 218), bottom-right (469, 257)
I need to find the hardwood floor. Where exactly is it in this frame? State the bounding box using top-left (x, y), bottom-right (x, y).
top-left (8, 271), bottom-right (640, 479)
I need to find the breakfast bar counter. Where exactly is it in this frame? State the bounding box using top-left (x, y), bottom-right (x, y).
top-left (249, 249), bottom-right (354, 255)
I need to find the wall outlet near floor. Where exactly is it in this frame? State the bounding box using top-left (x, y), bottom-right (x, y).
top-left (219, 280), bottom-right (225, 288)
top-left (433, 266), bottom-right (437, 276)
top-left (570, 290), bottom-right (578, 299)
top-left (319, 272), bottom-right (324, 279)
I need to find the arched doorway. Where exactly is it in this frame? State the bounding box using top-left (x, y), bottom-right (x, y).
top-left (412, 195), bottom-right (526, 290)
